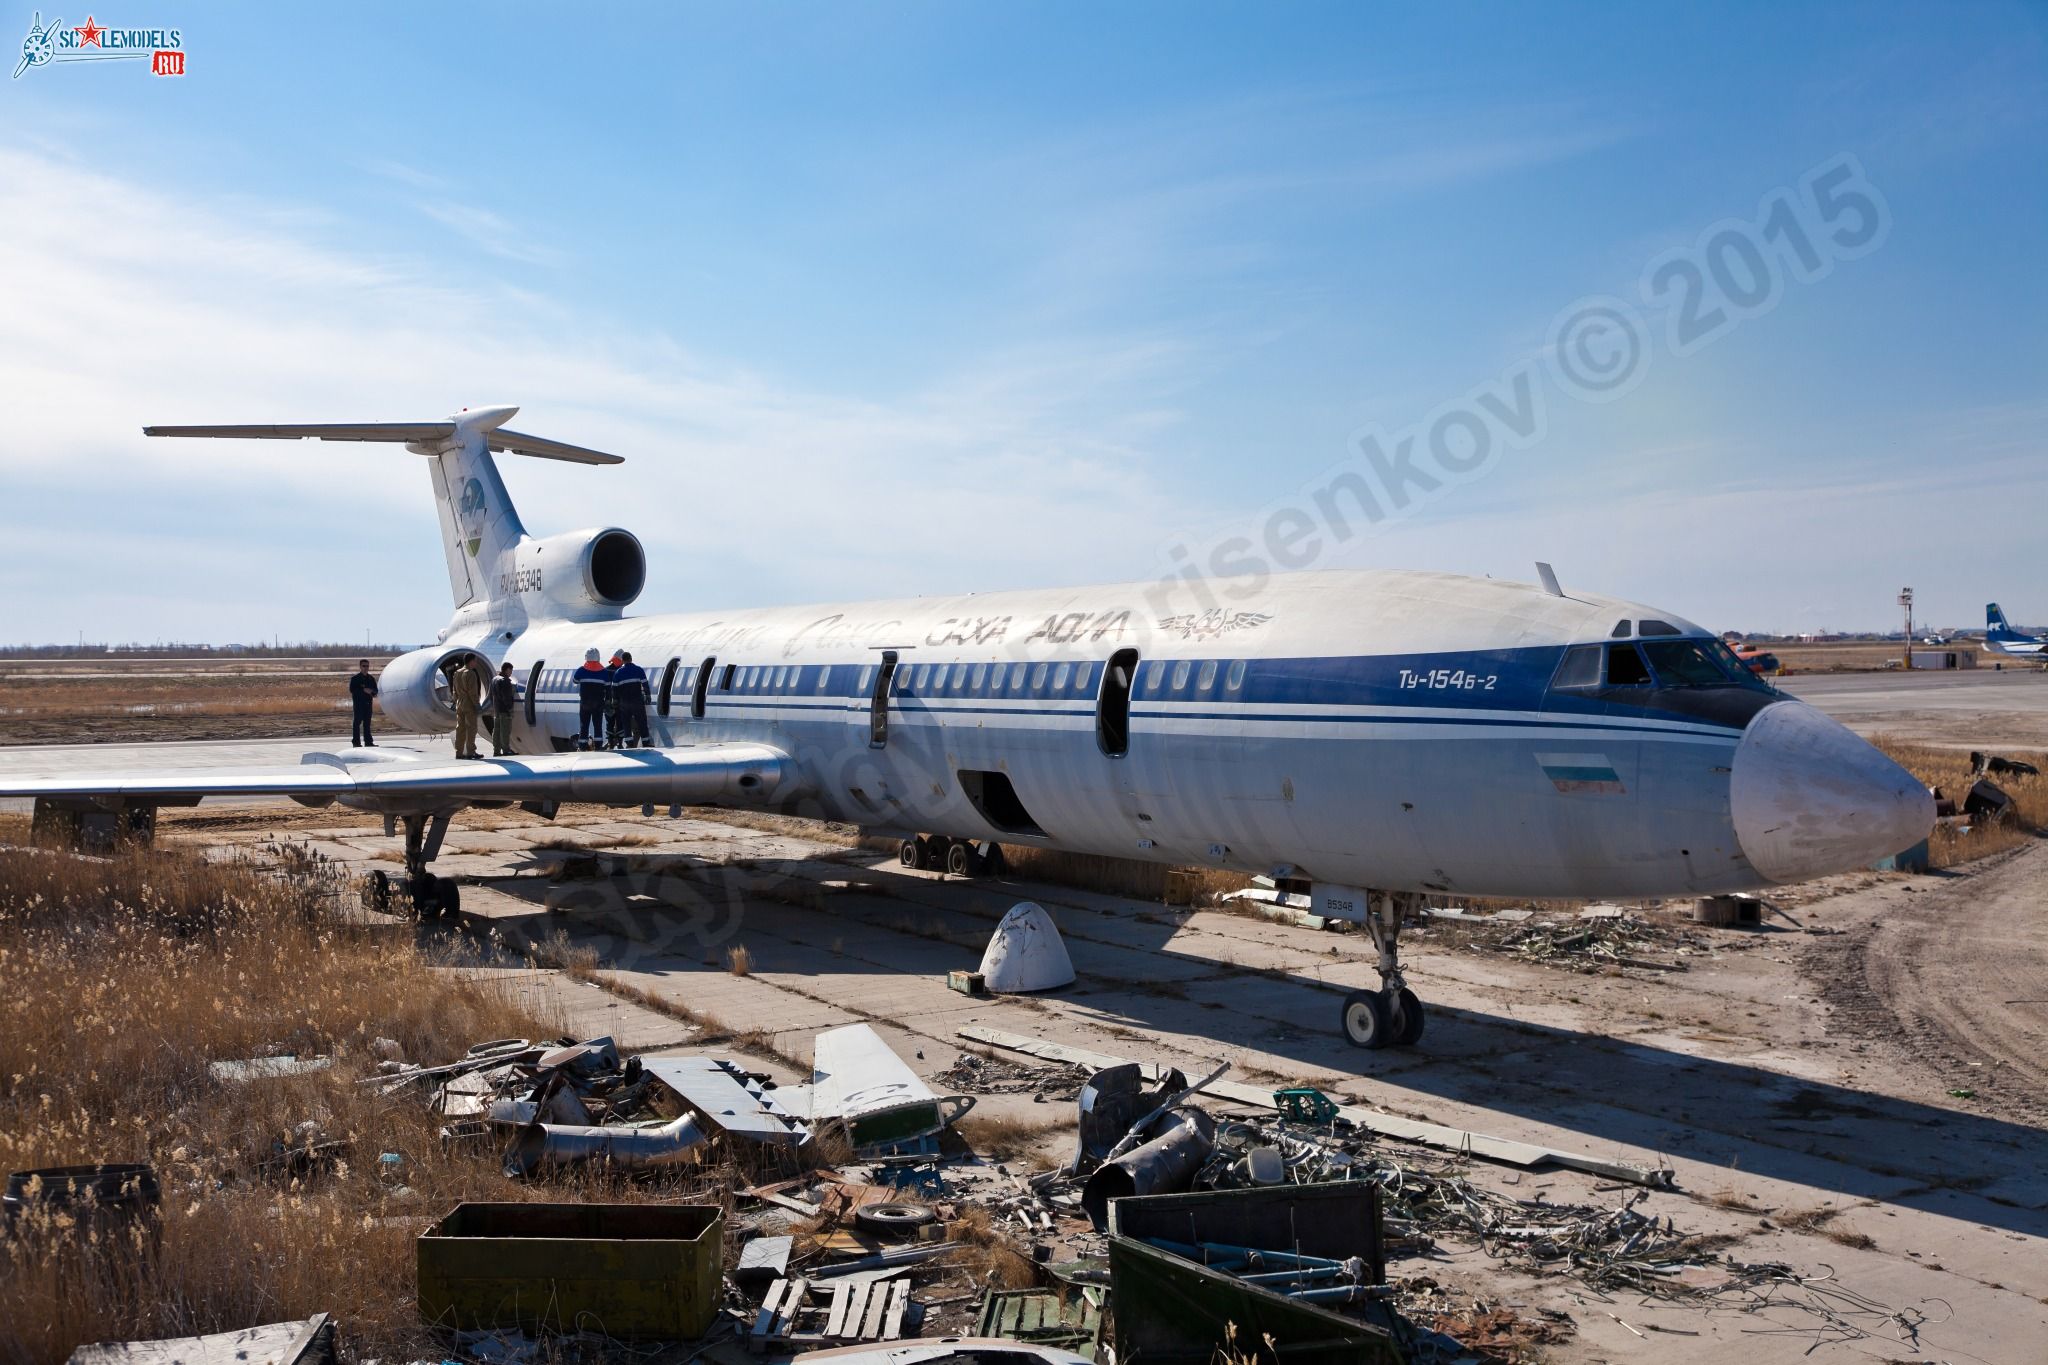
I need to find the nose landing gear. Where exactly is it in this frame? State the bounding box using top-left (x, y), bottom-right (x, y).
top-left (1339, 892), bottom-right (1426, 1049)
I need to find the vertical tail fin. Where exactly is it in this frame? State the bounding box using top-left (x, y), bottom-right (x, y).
top-left (1988, 602), bottom-right (2013, 636)
top-left (428, 408), bottom-right (529, 610)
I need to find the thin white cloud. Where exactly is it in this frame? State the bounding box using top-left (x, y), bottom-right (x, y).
top-left (415, 201), bottom-right (562, 267)
top-left (0, 143), bottom-right (1207, 640)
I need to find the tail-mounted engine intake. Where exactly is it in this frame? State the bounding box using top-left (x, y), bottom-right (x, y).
top-left (378, 646), bottom-right (496, 733)
top-left (514, 528), bottom-right (645, 620)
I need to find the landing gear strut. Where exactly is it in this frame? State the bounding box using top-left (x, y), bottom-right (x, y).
top-left (1339, 892), bottom-right (1426, 1049)
top-left (362, 813), bottom-right (460, 921)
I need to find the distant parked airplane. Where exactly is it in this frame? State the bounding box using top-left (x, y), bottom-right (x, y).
top-left (0, 408), bottom-right (1934, 1050)
top-left (1983, 603), bottom-right (2048, 656)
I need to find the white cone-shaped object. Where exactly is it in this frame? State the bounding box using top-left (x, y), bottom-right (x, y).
top-left (978, 901), bottom-right (1075, 993)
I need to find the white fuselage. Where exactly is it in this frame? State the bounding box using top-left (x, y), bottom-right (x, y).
top-left (448, 567), bottom-right (1928, 901)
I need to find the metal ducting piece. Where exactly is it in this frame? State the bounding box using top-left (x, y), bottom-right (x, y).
top-left (502, 1112), bottom-right (708, 1177)
top-left (1081, 1108), bottom-right (1217, 1228)
top-left (978, 901), bottom-right (1076, 993)
top-left (1072, 1062), bottom-right (1188, 1173)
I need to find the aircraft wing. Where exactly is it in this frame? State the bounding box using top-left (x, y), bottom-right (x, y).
top-left (1, 744), bottom-right (792, 812)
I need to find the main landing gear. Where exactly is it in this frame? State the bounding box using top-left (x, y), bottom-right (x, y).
top-left (1339, 892), bottom-right (1426, 1049)
top-left (898, 835), bottom-right (1007, 879)
top-left (362, 812), bottom-right (462, 921)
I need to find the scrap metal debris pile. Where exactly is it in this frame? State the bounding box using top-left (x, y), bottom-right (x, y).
top-left (379, 1022), bottom-right (977, 1181)
top-left (935, 1050), bottom-right (1084, 1101)
top-left (1423, 905), bottom-right (1718, 972)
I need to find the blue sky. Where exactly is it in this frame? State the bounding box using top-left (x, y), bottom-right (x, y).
top-left (1, 2), bottom-right (2043, 643)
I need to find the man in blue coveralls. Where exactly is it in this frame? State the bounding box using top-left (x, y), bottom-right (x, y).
top-left (575, 648), bottom-right (609, 749)
top-left (612, 650), bottom-right (650, 747)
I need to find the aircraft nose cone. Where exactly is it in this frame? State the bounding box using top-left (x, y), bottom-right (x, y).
top-left (1731, 700), bottom-right (1933, 884)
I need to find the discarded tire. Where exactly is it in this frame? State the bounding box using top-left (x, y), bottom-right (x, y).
top-left (854, 1202), bottom-right (937, 1238)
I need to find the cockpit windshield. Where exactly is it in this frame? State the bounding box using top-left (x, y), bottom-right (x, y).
top-left (1552, 637), bottom-right (1771, 693)
top-left (1641, 639), bottom-right (1737, 687)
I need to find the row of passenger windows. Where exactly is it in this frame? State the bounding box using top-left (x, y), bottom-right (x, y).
top-left (732, 657), bottom-right (1252, 701)
top-left (634, 657), bottom-right (1257, 702)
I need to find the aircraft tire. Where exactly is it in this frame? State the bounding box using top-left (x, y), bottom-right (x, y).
top-left (436, 878), bottom-right (462, 920)
top-left (899, 839), bottom-right (919, 868)
top-left (917, 837), bottom-right (945, 871)
top-left (946, 840), bottom-right (974, 878)
top-left (1340, 989), bottom-right (1392, 1049)
top-left (1392, 988), bottom-right (1426, 1046)
top-left (365, 869), bottom-right (391, 913)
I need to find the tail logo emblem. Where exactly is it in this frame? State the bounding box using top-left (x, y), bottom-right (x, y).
top-left (457, 477), bottom-right (487, 557)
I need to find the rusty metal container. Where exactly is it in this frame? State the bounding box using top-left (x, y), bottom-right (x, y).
top-left (418, 1202), bottom-right (722, 1340)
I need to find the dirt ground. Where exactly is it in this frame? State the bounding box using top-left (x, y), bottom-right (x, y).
top-left (0, 656), bottom-right (390, 746)
top-left (1760, 640), bottom-right (2032, 674)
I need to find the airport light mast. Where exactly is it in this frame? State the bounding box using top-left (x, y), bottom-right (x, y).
top-left (1899, 587), bottom-right (1914, 669)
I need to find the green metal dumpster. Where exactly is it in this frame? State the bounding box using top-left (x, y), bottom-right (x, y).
top-left (1106, 1183), bottom-right (1404, 1365)
top-left (418, 1202), bottom-right (723, 1340)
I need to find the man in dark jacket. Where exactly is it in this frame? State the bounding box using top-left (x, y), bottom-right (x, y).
top-left (490, 662), bottom-right (520, 757)
top-left (349, 659), bottom-right (378, 747)
top-left (575, 648), bottom-right (609, 749)
top-left (613, 650), bottom-right (650, 747)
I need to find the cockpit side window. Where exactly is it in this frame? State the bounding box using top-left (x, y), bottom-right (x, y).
top-left (1551, 644), bottom-right (1603, 690)
top-left (1606, 643), bottom-right (1653, 686)
top-left (1706, 638), bottom-right (1771, 689)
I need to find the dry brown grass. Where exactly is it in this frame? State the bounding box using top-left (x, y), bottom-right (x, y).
top-left (0, 842), bottom-right (745, 1365)
top-left (725, 944), bottom-right (754, 976)
top-left (994, 845), bottom-right (1252, 904)
top-left (943, 1205), bottom-right (1040, 1290)
top-left (953, 1112), bottom-right (1070, 1164)
top-left (1871, 738), bottom-right (2046, 866)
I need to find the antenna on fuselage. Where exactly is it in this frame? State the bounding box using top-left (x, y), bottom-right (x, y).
top-left (1536, 562), bottom-right (1565, 597)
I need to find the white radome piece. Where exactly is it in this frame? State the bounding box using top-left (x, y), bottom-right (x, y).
top-left (979, 902), bottom-right (1075, 993)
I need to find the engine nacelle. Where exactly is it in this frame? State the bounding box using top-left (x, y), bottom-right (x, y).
top-left (378, 645), bottom-right (495, 733)
top-left (517, 528), bottom-right (646, 620)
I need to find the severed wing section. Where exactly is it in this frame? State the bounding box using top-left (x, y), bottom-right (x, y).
top-left (1, 744), bottom-right (793, 815)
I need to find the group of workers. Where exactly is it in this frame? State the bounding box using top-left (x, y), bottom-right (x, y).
top-left (348, 648), bottom-right (653, 757)
top-left (572, 648), bottom-right (651, 750)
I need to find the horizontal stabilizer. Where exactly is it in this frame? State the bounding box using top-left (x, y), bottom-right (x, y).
top-left (143, 419), bottom-right (624, 465)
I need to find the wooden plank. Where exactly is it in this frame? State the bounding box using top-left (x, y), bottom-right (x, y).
top-left (860, 1280), bottom-right (891, 1340)
top-left (881, 1281), bottom-right (908, 1340)
top-left (841, 1282), bottom-right (871, 1339)
top-left (780, 1278), bottom-right (809, 1339)
top-left (749, 1281), bottom-right (788, 1348)
top-left (824, 1283), bottom-right (852, 1340)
